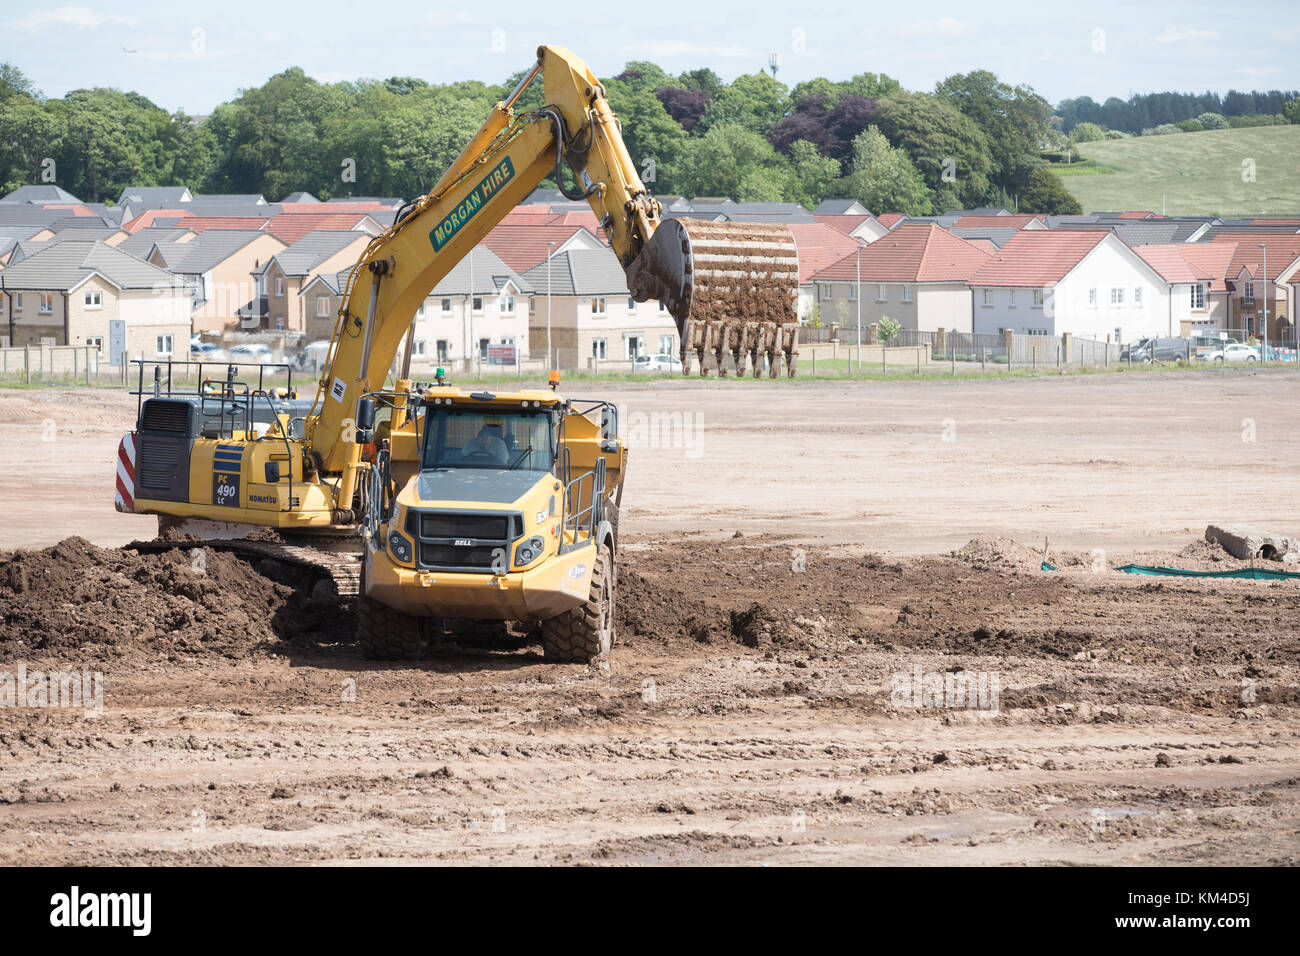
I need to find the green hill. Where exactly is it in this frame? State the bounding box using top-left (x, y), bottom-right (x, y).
top-left (1060, 126), bottom-right (1300, 217)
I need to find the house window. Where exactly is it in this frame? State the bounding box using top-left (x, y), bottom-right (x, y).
top-left (1110, 287), bottom-right (1123, 306)
top-left (626, 335), bottom-right (641, 360)
top-left (316, 297), bottom-right (331, 317)
top-left (274, 277), bottom-right (284, 297)
top-left (436, 340), bottom-right (449, 361)
top-left (877, 284), bottom-right (887, 302)
top-left (39, 336), bottom-right (55, 347)
top-left (901, 285), bottom-right (913, 303)
top-left (13, 293), bottom-right (21, 312)
top-left (84, 291), bottom-right (102, 309)
top-left (592, 337), bottom-right (607, 360)
top-left (1190, 283), bottom-right (1206, 310)
top-left (627, 296), bottom-right (637, 311)
top-left (817, 283), bottom-right (831, 299)
top-left (472, 296), bottom-right (483, 314)
top-left (85, 336), bottom-right (103, 357)
top-left (848, 284), bottom-right (857, 301)
top-left (1242, 282), bottom-right (1255, 302)
top-left (441, 298), bottom-right (452, 314)
top-left (981, 289), bottom-right (992, 307)
top-left (1032, 289), bottom-right (1044, 308)
top-left (1008, 290), bottom-right (1016, 308)
top-left (591, 297), bottom-right (607, 316)
top-left (478, 337), bottom-right (490, 360)
top-left (529, 297), bottom-right (536, 314)
top-left (499, 295), bottom-right (515, 315)
top-left (156, 335), bottom-right (173, 355)
top-left (1133, 287), bottom-right (1142, 306)
top-left (659, 335), bottom-right (674, 355)
top-left (413, 339), bottom-right (427, 356)
top-left (39, 294), bottom-right (53, 314)
top-left (1088, 288), bottom-right (1097, 307)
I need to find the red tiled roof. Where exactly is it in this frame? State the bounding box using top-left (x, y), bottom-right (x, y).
top-left (265, 213), bottom-right (374, 244)
top-left (1133, 244), bottom-right (1198, 283)
top-left (279, 201), bottom-right (385, 214)
top-left (813, 213), bottom-right (874, 235)
top-left (1212, 233), bottom-right (1300, 280)
top-left (1177, 243), bottom-right (1235, 292)
top-left (124, 209), bottom-right (194, 233)
top-left (875, 213), bottom-right (905, 229)
top-left (1118, 211), bottom-right (1157, 219)
top-left (812, 224), bottom-right (992, 283)
top-left (480, 224), bottom-right (599, 272)
top-left (787, 223), bottom-right (863, 283)
top-left (968, 230), bottom-right (1110, 287)
top-left (950, 214), bottom-right (1045, 230)
top-left (41, 204), bottom-right (95, 216)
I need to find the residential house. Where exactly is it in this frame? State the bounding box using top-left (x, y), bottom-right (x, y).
top-left (0, 185), bottom-right (82, 204)
top-left (0, 240), bottom-right (190, 359)
top-left (812, 213), bottom-right (891, 243)
top-left (147, 230), bottom-right (287, 334)
top-left (117, 186), bottom-right (193, 206)
top-left (247, 231), bottom-right (371, 332)
top-left (263, 211), bottom-right (382, 245)
top-left (968, 231), bottom-right (1172, 342)
top-left (1212, 234), bottom-right (1300, 342)
top-left (1149, 242), bottom-right (1235, 335)
top-left (521, 248), bottom-right (675, 368)
top-left (809, 224), bottom-right (993, 334)
top-left (785, 223), bottom-right (863, 321)
top-left (480, 224), bottom-right (604, 273)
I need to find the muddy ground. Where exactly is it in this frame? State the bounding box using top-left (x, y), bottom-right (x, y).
top-left (1, 530), bottom-right (1297, 865)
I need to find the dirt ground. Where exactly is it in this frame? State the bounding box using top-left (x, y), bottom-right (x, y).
top-left (1, 370), bottom-right (1298, 865)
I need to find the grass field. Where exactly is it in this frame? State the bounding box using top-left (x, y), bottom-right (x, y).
top-left (1063, 125), bottom-right (1300, 217)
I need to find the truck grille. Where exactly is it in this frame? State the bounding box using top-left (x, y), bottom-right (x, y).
top-left (407, 510), bottom-right (523, 573)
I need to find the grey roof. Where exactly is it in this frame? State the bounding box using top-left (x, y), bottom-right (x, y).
top-left (49, 217), bottom-right (123, 235)
top-left (1050, 220), bottom-right (1182, 246)
top-left (521, 188), bottom-right (569, 205)
top-left (268, 230), bottom-right (369, 276)
top-left (521, 248), bottom-right (627, 296)
top-left (0, 205), bottom-right (107, 228)
top-left (0, 185), bottom-right (82, 204)
top-left (166, 230), bottom-right (278, 274)
top-left (117, 186), bottom-right (192, 206)
top-left (1199, 223), bottom-right (1300, 240)
top-left (814, 199), bottom-right (869, 215)
top-left (196, 193), bottom-right (267, 204)
top-left (950, 227), bottom-right (1022, 248)
top-left (429, 246), bottom-right (532, 296)
top-left (1044, 214), bottom-right (1102, 227)
top-left (0, 237), bottom-right (15, 260)
top-left (0, 224), bottom-right (54, 241)
top-left (281, 192), bottom-right (319, 203)
top-left (0, 239), bottom-right (178, 291)
top-left (325, 196), bottom-right (404, 208)
top-left (115, 228), bottom-right (198, 260)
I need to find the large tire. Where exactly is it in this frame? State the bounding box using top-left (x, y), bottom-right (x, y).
top-left (541, 543), bottom-right (614, 663)
top-left (357, 562), bottom-right (427, 659)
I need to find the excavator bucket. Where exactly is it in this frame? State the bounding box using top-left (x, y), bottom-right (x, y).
top-left (625, 219), bottom-right (802, 378)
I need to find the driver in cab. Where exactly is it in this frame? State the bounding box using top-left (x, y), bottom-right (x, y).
top-left (465, 421), bottom-right (509, 466)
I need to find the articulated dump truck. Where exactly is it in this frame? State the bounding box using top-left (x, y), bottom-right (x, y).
top-left (114, 44), bottom-right (800, 663)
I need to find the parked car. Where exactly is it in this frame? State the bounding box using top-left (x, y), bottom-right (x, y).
top-left (1197, 343), bottom-right (1259, 363)
top-left (226, 343), bottom-right (274, 362)
top-left (633, 353), bottom-right (683, 372)
top-left (1128, 337), bottom-right (1193, 364)
top-left (293, 340), bottom-right (333, 372)
top-left (189, 340), bottom-right (224, 360)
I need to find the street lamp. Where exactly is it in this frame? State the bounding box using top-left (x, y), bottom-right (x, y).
top-left (546, 240), bottom-right (556, 372)
top-left (855, 238), bottom-right (867, 372)
top-left (1259, 243), bottom-right (1267, 365)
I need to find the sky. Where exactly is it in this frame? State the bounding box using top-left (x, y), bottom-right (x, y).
top-left (1, 0), bottom-right (1296, 114)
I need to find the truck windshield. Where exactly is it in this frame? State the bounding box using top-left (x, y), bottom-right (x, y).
top-left (422, 406), bottom-right (553, 471)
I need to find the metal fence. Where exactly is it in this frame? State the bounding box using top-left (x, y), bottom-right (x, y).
top-left (0, 345), bottom-right (108, 383)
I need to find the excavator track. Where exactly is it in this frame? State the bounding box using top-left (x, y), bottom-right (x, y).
top-left (127, 537), bottom-right (362, 598)
top-left (625, 219), bottom-right (801, 377)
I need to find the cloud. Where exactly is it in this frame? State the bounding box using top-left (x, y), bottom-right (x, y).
top-left (631, 41), bottom-right (759, 60)
top-left (1153, 27), bottom-right (1217, 44)
top-left (895, 17), bottom-right (978, 40)
top-left (5, 6), bottom-right (141, 32)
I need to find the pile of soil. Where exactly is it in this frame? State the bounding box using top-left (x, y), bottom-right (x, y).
top-left (951, 536), bottom-right (1046, 571)
top-left (0, 537), bottom-right (351, 662)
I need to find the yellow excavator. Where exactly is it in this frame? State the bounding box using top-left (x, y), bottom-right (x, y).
top-left (115, 45), bottom-right (800, 662)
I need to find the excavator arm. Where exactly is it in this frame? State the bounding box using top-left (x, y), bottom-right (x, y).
top-left (307, 44), bottom-right (797, 509)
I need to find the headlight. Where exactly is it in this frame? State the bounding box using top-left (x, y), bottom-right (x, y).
top-left (388, 531), bottom-right (413, 563)
top-left (514, 536), bottom-right (546, 567)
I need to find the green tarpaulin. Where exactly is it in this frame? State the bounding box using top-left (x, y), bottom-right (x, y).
top-left (1041, 560), bottom-right (1300, 580)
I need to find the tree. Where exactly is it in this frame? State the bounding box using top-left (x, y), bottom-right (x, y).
top-left (841, 126), bottom-right (931, 215)
top-left (0, 62), bottom-right (39, 104)
top-left (1197, 111), bottom-right (1229, 130)
top-left (697, 72), bottom-right (790, 136)
top-left (654, 86), bottom-right (711, 133)
top-left (878, 316), bottom-right (900, 343)
top-left (603, 79), bottom-right (690, 194)
top-left (936, 70), bottom-right (1051, 197)
top-left (0, 98), bottom-right (63, 193)
top-left (1018, 167), bottom-right (1081, 215)
top-left (1283, 99), bottom-right (1300, 126)
top-left (786, 140), bottom-right (842, 209)
top-left (871, 92), bottom-right (991, 208)
top-left (1068, 122), bottom-right (1107, 144)
top-left (682, 124), bottom-right (790, 201)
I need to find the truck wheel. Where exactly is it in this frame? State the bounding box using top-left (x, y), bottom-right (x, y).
top-left (541, 543), bottom-right (614, 663)
top-left (357, 563), bottom-right (427, 660)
